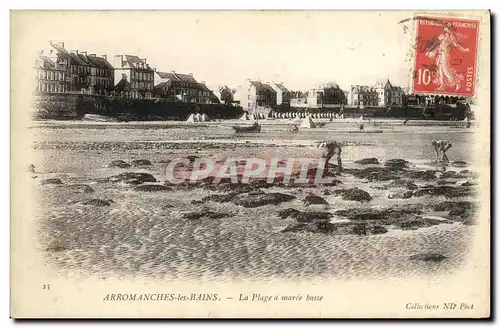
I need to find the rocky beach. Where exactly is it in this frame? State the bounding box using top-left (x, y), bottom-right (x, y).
top-left (30, 119), bottom-right (479, 282)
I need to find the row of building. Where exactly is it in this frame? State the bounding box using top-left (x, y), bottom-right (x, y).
top-left (35, 41), bottom-right (226, 104)
top-left (35, 41), bottom-right (465, 110)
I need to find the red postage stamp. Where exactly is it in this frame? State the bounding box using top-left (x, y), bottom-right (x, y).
top-left (412, 16), bottom-right (479, 97)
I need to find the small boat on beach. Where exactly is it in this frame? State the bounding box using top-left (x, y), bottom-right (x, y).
top-left (232, 122), bottom-right (261, 133)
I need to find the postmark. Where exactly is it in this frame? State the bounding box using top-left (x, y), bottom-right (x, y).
top-left (412, 16), bottom-right (479, 97)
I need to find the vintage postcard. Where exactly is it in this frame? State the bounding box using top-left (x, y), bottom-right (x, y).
top-left (10, 10), bottom-right (491, 318)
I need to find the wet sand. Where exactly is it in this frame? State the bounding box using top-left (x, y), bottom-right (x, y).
top-left (31, 120), bottom-right (478, 282)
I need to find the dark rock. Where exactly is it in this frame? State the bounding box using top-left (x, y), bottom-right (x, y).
top-left (124, 179), bottom-right (143, 185)
top-left (412, 185), bottom-right (472, 198)
top-left (158, 159), bottom-right (171, 164)
top-left (277, 209), bottom-right (332, 222)
top-left (393, 217), bottom-right (445, 230)
top-left (334, 206), bottom-right (424, 226)
top-left (304, 194), bottom-right (329, 206)
top-left (80, 199), bottom-right (113, 207)
top-left (217, 183), bottom-right (260, 194)
top-left (409, 253), bottom-right (447, 262)
top-left (451, 160), bottom-right (468, 168)
top-left (355, 158), bottom-right (379, 165)
top-left (109, 172), bottom-right (157, 183)
top-left (436, 180), bottom-right (453, 185)
top-left (387, 190), bottom-right (413, 199)
top-left (132, 159), bottom-right (152, 166)
top-left (108, 160), bottom-right (131, 168)
top-left (41, 178), bottom-right (63, 185)
top-left (370, 225), bottom-right (389, 234)
top-left (231, 192), bottom-right (296, 208)
top-left (134, 184), bottom-right (173, 192)
top-left (389, 179), bottom-right (418, 190)
top-left (433, 201), bottom-right (475, 212)
top-left (406, 170), bottom-right (438, 181)
top-left (281, 220), bottom-right (335, 234)
top-left (348, 167), bottom-right (400, 181)
top-left (277, 208), bottom-right (302, 219)
top-left (66, 184), bottom-right (94, 193)
top-left (183, 211), bottom-right (227, 220)
top-left (384, 159), bottom-right (410, 170)
top-left (334, 188), bottom-right (372, 202)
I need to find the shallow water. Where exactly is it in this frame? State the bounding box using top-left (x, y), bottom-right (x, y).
top-left (31, 121), bottom-right (478, 282)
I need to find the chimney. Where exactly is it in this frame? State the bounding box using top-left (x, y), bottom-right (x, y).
top-left (89, 53), bottom-right (96, 57)
top-left (171, 69), bottom-right (175, 73)
top-left (201, 81), bottom-right (205, 85)
top-left (189, 73), bottom-right (193, 76)
top-left (113, 55), bottom-right (124, 68)
top-left (141, 58), bottom-right (147, 64)
top-left (81, 51), bottom-right (87, 56)
top-left (101, 54), bottom-right (107, 61)
top-left (70, 50), bottom-right (78, 55)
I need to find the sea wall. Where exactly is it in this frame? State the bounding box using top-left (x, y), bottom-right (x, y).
top-left (32, 93), bottom-right (244, 121)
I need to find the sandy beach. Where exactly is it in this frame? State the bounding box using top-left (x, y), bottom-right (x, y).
top-left (30, 119), bottom-right (478, 282)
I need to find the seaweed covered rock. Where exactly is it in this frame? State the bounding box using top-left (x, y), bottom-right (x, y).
top-left (354, 158), bottom-right (379, 165)
top-left (132, 159), bottom-right (152, 166)
top-left (389, 179), bottom-right (418, 190)
top-left (134, 184), bottom-right (173, 192)
top-left (231, 192), bottom-right (296, 208)
top-left (277, 209), bottom-right (332, 222)
top-left (41, 178), bottom-right (63, 185)
top-left (451, 161), bottom-right (468, 168)
top-left (387, 190), bottom-right (413, 199)
top-left (405, 170), bottom-right (438, 181)
top-left (333, 188), bottom-right (372, 202)
top-left (303, 194), bottom-right (329, 206)
top-left (183, 211), bottom-right (227, 220)
top-left (412, 185), bottom-right (472, 198)
top-left (281, 220), bottom-right (335, 234)
top-left (384, 159), bottom-right (410, 170)
top-left (109, 172), bottom-right (157, 184)
top-left (409, 253), bottom-right (447, 262)
top-left (108, 160), bottom-right (131, 168)
top-left (66, 184), bottom-right (95, 193)
top-left (80, 199), bottom-right (114, 207)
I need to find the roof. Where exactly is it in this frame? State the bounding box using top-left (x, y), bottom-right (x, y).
top-left (175, 73), bottom-right (198, 83)
top-left (375, 79), bottom-right (392, 88)
top-left (249, 81), bottom-right (276, 94)
top-left (197, 83), bottom-right (210, 92)
top-left (114, 78), bottom-right (131, 93)
top-left (37, 55), bottom-right (56, 70)
top-left (120, 55), bottom-right (154, 71)
top-left (273, 83), bottom-right (289, 93)
top-left (156, 71), bottom-right (198, 83)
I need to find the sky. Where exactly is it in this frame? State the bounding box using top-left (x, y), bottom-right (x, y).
top-left (13, 11), bottom-right (416, 92)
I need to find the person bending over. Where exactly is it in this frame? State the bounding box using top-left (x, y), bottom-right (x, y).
top-left (431, 139), bottom-right (453, 163)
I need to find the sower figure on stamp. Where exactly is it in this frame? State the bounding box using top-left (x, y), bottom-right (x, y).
top-left (318, 140), bottom-right (342, 174)
top-left (431, 139), bottom-right (453, 163)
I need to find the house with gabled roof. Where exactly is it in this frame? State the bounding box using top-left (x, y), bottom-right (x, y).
top-left (34, 55), bottom-right (68, 94)
top-left (374, 79), bottom-right (404, 106)
top-left (238, 79), bottom-right (277, 114)
top-left (113, 54), bottom-right (155, 99)
top-left (38, 41), bottom-right (114, 95)
top-left (153, 70), bottom-right (215, 104)
top-left (270, 82), bottom-right (291, 106)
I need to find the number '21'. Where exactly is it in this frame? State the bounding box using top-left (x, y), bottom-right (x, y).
top-left (417, 68), bottom-right (431, 85)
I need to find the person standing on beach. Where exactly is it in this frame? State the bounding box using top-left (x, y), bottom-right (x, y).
top-left (431, 139), bottom-right (453, 162)
top-left (318, 141), bottom-right (342, 173)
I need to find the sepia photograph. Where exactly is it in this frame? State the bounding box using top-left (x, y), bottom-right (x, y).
top-left (10, 10), bottom-right (491, 318)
